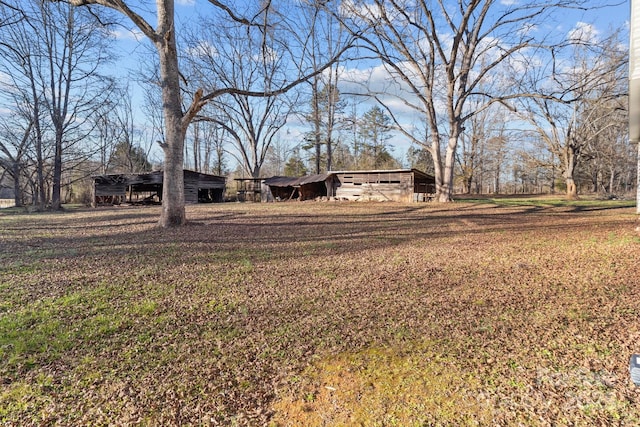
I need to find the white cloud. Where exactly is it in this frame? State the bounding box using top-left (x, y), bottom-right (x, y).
top-left (186, 40), bottom-right (218, 58)
top-left (339, 0), bottom-right (379, 20)
top-left (111, 28), bottom-right (144, 42)
top-left (518, 22), bottom-right (538, 36)
top-left (339, 0), bottom-right (413, 25)
top-left (0, 71), bottom-right (11, 85)
top-left (337, 61), bottom-right (438, 134)
top-left (568, 21), bottom-right (600, 44)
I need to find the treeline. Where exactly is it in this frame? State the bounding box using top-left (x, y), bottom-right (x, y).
top-left (0, 1), bottom-right (633, 212)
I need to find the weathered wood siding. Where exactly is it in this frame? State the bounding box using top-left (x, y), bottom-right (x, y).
top-left (334, 171), bottom-right (415, 202)
top-left (184, 170), bottom-right (225, 203)
top-left (94, 183), bottom-right (127, 197)
top-left (0, 199), bottom-right (15, 208)
top-left (92, 170), bottom-right (225, 205)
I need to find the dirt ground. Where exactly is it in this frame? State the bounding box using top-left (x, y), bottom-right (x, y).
top-left (1, 200), bottom-right (639, 425)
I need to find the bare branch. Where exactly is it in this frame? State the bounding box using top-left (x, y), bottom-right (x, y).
top-left (53, 0), bottom-right (157, 40)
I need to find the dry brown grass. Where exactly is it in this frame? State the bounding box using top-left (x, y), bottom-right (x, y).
top-left (1, 200), bottom-right (639, 426)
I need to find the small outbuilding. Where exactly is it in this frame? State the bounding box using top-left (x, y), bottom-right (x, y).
top-left (332, 169), bottom-right (435, 202)
top-left (262, 169), bottom-right (435, 203)
top-left (92, 169), bottom-right (226, 206)
top-left (263, 174), bottom-right (336, 201)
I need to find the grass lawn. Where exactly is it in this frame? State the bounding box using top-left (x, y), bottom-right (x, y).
top-left (1, 199), bottom-right (639, 425)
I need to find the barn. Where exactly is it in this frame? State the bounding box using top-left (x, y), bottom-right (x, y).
top-left (332, 169), bottom-right (435, 202)
top-left (92, 170), bottom-right (226, 206)
top-left (262, 169), bottom-right (435, 202)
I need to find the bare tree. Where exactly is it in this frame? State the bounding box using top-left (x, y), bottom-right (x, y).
top-left (261, 138), bottom-right (292, 177)
top-left (61, 0), bottom-right (353, 226)
top-left (578, 89), bottom-right (629, 195)
top-left (0, 116), bottom-right (33, 206)
top-left (0, 2), bottom-right (51, 208)
top-left (36, 1), bottom-right (115, 209)
top-left (515, 30), bottom-right (627, 198)
top-left (456, 102), bottom-right (514, 194)
top-left (457, 109), bottom-right (486, 194)
top-left (339, 0), bottom-right (586, 202)
top-left (300, 1), bottom-right (348, 173)
top-left (2, 1), bottom-right (115, 209)
top-left (0, 0), bottom-right (25, 28)
top-left (185, 3), bottom-right (297, 179)
top-left (200, 121), bottom-right (227, 175)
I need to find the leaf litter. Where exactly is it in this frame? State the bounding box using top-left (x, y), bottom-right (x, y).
top-left (0, 201), bottom-right (639, 425)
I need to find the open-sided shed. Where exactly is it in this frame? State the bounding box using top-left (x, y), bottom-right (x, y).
top-left (263, 174), bottom-right (336, 201)
top-left (234, 177), bottom-right (264, 202)
top-left (92, 170), bottom-right (226, 206)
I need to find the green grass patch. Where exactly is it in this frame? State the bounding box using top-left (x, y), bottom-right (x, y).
top-left (271, 341), bottom-right (491, 426)
top-left (0, 285), bottom-right (135, 376)
top-left (466, 196), bottom-right (636, 209)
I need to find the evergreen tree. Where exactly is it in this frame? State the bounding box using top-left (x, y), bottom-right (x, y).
top-left (358, 106), bottom-right (398, 169)
top-left (284, 149), bottom-right (308, 177)
top-left (109, 140), bottom-right (152, 174)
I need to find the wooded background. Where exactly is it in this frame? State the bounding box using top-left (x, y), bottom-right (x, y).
top-left (0, 1), bottom-right (633, 216)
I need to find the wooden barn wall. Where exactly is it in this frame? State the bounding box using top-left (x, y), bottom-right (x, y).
top-left (127, 173), bottom-right (163, 186)
top-left (94, 183), bottom-right (127, 197)
top-left (334, 172), bottom-right (414, 202)
top-left (189, 174), bottom-right (226, 189)
top-left (94, 171), bottom-right (226, 205)
top-left (184, 174), bottom-right (225, 204)
top-left (184, 179), bottom-right (199, 204)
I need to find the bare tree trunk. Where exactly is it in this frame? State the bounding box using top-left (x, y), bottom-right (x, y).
top-left (564, 147), bottom-right (578, 199)
top-left (439, 128), bottom-right (460, 202)
top-left (431, 134), bottom-right (444, 200)
top-left (51, 128), bottom-right (63, 209)
top-left (636, 143), bottom-right (640, 214)
top-left (193, 122), bottom-right (200, 172)
top-left (35, 128), bottom-right (45, 208)
top-left (12, 161), bottom-right (22, 207)
top-left (156, 3), bottom-right (186, 226)
top-left (312, 77), bottom-right (322, 174)
top-left (49, 5), bottom-right (75, 210)
top-left (609, 166), bottom-right (615, 194)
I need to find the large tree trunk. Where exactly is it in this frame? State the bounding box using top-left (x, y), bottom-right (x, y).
top-left (35, 129), bottom-right (46, 209)
top-left (156, 0), bottom-right (186, 227)
top-left (312, 78), bottom-right (322, 174)
top-left (160, 136), bottom-right (186, 226)
top-left (326, 136), bottom-right (332, 171)
top-left (564, 146), bottom-right (578, 199)
top-left (430, 125), bottom-right (446, 201)
top-left (565, 177), bottom-right (577, 199)
top-left (438, 133), bottom-right (459, 202)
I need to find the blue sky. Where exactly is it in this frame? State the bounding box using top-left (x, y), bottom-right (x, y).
top-left (108, 0), bottom-right (632, 169)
